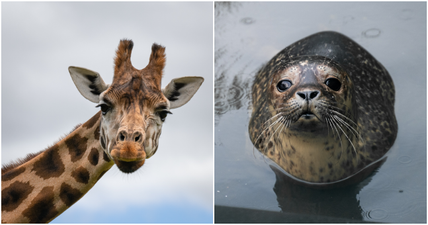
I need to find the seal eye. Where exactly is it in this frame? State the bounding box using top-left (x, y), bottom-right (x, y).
top-left (277, 80), bottom-right (292, 92)
top-left (325, 78), bottom-right (341, 91)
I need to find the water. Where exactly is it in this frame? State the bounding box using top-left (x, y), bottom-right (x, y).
top-left (214, 2), bottom-right (426, 223)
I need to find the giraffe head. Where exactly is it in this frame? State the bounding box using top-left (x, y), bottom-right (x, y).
top-left (68, 40), bottom-right (203, 173)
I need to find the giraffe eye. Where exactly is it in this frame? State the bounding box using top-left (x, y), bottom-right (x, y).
top-left (157, 110), bottom-right (172, 122)
top-left (96, 103), bottom-right (111, 115)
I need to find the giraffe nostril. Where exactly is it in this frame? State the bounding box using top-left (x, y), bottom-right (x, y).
top-left (134, 132), bottom-right (143, 143)
top-left (118, 131), bottom-right (143, 142)
top-left (119, 132), bottom-right (126, 142)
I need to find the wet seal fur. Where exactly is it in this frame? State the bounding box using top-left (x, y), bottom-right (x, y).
top-left (249, 31), bottom-right (397, 184)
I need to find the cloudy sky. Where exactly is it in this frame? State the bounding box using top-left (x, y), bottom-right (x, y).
top-left (2, 2), bottom-right (213, 223)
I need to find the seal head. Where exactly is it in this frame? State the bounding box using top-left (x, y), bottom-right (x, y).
top-left (249, 31), bottom-right (397, 183)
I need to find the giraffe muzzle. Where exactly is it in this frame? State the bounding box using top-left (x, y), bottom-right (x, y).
top-left (110, 140), bottom-right (147, 173)
top-left (113, 159), bottom-right (145, 174)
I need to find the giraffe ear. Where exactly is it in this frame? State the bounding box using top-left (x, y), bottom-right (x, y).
top-left (163, 76), bottom-right (204, 109)
top-left (69, 66), bottom-right (109, 103)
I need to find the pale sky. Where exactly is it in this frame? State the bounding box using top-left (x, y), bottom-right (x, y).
top-left (2, 2), bottom-right (213, 223)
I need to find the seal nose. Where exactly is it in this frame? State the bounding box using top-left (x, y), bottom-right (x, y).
top-left (117, 130), bottom-right (144, 144)
top-left (297, 91), bottom-right (319, 100)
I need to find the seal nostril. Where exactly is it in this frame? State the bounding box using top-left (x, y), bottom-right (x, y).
top-left (297, 93), bottom-right (306, 99)
top-left (297, 91), bottom-right (319, 100)
top-left (310, 91), bottom-right (319, 99)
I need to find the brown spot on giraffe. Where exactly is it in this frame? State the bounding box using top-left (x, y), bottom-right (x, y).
top-left (88, 148), bottom-right (100, 166)
top-left (59, 183), bottom-right (84, 207)
top-left (2, 181), bottom-right (34, 212)
top-left (22, 186), bottom-right (58, 223)
top-left (32, 145), bottom-right (65, 179)
top-left (71, 167), bottom-right (90, 184)
top-left (65, 134), bottom-right (88, 162)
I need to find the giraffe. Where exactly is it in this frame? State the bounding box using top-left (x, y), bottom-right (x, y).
top-left (1, 39), bottom-right (204, 223)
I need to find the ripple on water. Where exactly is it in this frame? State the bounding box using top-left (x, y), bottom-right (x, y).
top-left (362, 28), bottom-right (381, 38)
top-left (363, 209), bottom-right (388, 220)
top-left (215, 100), bottom-right (230, 115)
top-left (215, 84), bottom-right (247, 115)
top-left (398, 155), bottom-right (412, 164)
top-left (227, 84), bottom-right (246, 104)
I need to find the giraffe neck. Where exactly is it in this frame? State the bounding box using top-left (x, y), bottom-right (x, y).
top-left (1, 111), bottom-right (114, 223)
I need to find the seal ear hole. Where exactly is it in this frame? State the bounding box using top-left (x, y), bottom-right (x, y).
top-left (325, 78), bottom-right (341, 91)
top-left (277, 80), bottom-right (292, 92)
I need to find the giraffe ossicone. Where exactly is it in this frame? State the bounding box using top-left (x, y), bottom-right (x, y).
top-left (2, 39), bottom-right (203, 223)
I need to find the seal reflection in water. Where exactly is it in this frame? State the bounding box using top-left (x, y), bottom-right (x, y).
top-left (249, 31), bottom-right (397, 183)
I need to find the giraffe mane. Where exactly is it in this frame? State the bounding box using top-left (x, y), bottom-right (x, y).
top-left (1, 124), bottom-right (83, 175)
top-left (1, 151), bottom-right (43, 175)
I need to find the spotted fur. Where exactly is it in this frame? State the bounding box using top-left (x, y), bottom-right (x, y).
top-left (2, 113), bottom-right (110, 223)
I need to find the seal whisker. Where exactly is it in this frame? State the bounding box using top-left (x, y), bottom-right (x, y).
top-left (264, 117), bottom-right (287, 155)
top-left (285, 118), bottom-right (293, 129)
top-left (326, 117), bottom-right (339, 141)
top-left (325, 114), bottom-right (333, 138)
top-left (319, 101), bottom-right (362, 141)
top-left (333, 115), bottom-right (363, 142)
top-left (318, 101), bottom-right (347, 114)
top-left (262, 112), bottom-right (285, 127)
top-left (254, 115), bottom-right (284, 151)
top-left (328, 109), bottom-right (359, 128)
top-left (276, 103), bottom-right (300, 114)
top-left (326, 117), bottom-right (344, 158)
top-left (331, 116), bottom-right (358, 157)
top-left (252, 115), bottom-right (284, 162)
top-left (271, 117), bottom-right (287, 141)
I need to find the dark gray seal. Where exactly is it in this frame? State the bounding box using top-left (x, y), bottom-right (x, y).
top-left (249, 31), bottom-right (397, 183)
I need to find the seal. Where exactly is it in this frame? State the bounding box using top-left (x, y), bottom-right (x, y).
top-left (249, 31), bottom-right (397, 183)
